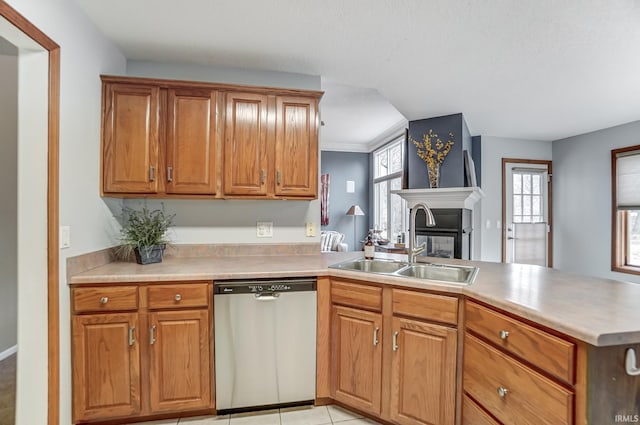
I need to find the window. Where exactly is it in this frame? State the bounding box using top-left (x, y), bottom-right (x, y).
top-left (612, 145), bottom-right (640, 273)
top-left (512, 170), bottom-right (545, 223)
top-left (373, 138), bottom-right (406, 241)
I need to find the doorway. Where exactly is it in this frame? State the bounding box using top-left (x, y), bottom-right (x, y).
top-left (0, 3), bottom-right (60, 425)
top-left (502, 158), bottom-right (553, 267)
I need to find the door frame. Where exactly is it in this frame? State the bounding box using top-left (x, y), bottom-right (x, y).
top-left (0, 2), bottom-right (60, 425)
top-left (501, 158), bottom-right (553, 267)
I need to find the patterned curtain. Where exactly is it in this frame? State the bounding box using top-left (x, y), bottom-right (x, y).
top-left (321, 174), bottom-right (330, 225)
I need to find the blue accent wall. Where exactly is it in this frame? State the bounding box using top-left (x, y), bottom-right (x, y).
top-left (408, 113), bottom-right (474, 188)
top-left (321, 151), bottom-right (370, 250)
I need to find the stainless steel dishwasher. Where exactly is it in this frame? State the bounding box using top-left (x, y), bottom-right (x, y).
top-left (214, 278), bottom-right (317, 413)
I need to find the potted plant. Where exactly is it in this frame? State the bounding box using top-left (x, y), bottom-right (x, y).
top-left (118, 205), bottom-right (175, 265)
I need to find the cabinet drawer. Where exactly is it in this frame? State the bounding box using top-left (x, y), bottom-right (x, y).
top-left (72, 286), bottom-right (138, 313)
top-left (464, 333), bottom-right (573, 425)
top-left (331, 280), bottom-right (382, 312)
top-left (465, 300), bottom-right (575, 384)
top-left (462, 394), bottom-right (500, 425)
top-left (147, 283), bottom-right (209, 309)
top-left (392, 288), bottom-right (458, 325)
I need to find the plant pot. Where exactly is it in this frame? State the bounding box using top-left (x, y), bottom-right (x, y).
top-left (134, 244), bottom-right (166, 265)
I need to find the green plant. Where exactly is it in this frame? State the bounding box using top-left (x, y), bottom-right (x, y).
top-left (117, 205), bottom-right (175, 259)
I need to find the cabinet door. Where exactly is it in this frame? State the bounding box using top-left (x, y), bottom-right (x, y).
top-left (331, 305), bottom-right (382, 415)
top-left (274, 96), bottom-right (318, 198)
top-left (223, 92), bottom-right (269, 196)
top-left (103, 83), bottom-right (160, 194)
top-left (390, 317), bottom-right (457, 425)
top-left (72, 313), bottom-right (141, 422)
top-left (166, 89), bottom-right (218, 194)
top-left (148, 309), bottom-right (211, 412)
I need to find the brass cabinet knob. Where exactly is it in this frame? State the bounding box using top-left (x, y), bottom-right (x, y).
top-left (497, 387), bottom-right (509, 398)
top-left (100, 297), bottom-right (108, 304)
top-left (175, 294), bottom-right (182, 301)
top-left (499, 330), bottom-right (510, 340)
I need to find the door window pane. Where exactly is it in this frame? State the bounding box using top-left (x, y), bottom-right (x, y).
top-left (532, 174), bottom-right (541, 195)
top-left (628, 210), bottom-right (640, 267)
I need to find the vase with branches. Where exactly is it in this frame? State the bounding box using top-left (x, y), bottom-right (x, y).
top-left (410, 129), bottom-right (455, 188)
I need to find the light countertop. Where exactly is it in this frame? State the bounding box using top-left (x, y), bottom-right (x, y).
top-left (69, 251), bottom-right (640, 347)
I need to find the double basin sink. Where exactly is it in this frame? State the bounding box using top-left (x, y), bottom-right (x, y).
top-left (329, 258), bottom-right (478, 285)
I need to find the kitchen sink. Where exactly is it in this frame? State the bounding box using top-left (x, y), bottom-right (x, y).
top-left (329, 258), bottom-right (478, 285)
top-left (331, 258), bottom-right (409, 274)
top-left (395, 263), bottom-right (477, 284)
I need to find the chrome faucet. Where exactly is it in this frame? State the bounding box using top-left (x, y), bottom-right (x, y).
top-left (408, 202), bottom-right (436, 263)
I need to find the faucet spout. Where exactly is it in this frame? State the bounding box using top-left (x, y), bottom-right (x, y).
top-left (408, 202), bottom-right (436, 263)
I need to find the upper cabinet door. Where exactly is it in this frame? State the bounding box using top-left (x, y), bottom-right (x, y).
top-left (275, 96), bottom-right (318, 198)
top-left (166, 89), bottom-right (217, 195)
top-left (102, 83), bottom-right (160, 194)
top-left (223, 92), bottom-right (269, 196)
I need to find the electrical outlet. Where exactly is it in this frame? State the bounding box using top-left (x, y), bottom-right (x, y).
top-left (257, 221), bottom-right (273, 238)
top-left (306, 222), bottom-right (316, 237)
top-left (60, 225), bottom-right (71, 249)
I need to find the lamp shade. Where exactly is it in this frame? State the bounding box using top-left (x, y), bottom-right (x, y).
top-left (346, 205), bottom-right (365, 216)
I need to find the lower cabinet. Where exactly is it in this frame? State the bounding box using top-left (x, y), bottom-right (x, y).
top-left (331, 305), bottom-right (383, 415)
top-left (149, 310), bottom-right (211, 412)
top-left (72, 313), bottom-right (141, 421)
top-left (71, 282), bottom-right (213, 424)
top-left (389, 317), bottom-right (457, 425)
top-left (330, 279), bottom-right (459, 425)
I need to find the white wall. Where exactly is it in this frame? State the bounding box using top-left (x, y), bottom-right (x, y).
top-left (479, 136), bottom-right (553, 262)
top-left (4, 0), bottom-right (127, 424)
top-left (122, 60), bottom-right (323, 245)
top-left (0, 53), bottom-right (18, 355)
top-left (553, 120), bottom-right (640, 284)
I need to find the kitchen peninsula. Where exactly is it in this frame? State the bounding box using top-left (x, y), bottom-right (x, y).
top-left (69, 248), bottom-right (640, 425)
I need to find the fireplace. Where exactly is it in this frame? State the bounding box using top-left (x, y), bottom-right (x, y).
top-left (414, 208), bottom-right (472, 260)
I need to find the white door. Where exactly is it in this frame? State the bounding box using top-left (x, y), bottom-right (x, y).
top-left (504, 162), bottom-right (550, 266)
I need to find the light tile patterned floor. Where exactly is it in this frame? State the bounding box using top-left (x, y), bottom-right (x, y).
top-left (132, 405), bottom-right (381, 425)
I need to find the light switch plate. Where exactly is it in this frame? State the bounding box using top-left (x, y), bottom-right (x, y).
top-left (306, 222), bottom-right (316, 237)
top-left (60, 225), bottom-right (71, 249)
top-left (257, 221), bottom-right (273, 238)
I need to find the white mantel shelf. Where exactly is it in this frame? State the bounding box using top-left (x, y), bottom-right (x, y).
top-left (392, 187), bottom-right (485, 209)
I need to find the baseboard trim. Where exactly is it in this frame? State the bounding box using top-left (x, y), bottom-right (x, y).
top-left (0, 344), bottom-right (17, 361)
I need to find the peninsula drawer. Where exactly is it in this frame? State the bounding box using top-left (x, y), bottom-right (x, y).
top-left (147, 283), bottom-right (209, 309)
top-left (331, 279), bottom-right (382, 311)
top-left (465, 300), bottom-right (575, 384)
top-left (392, 288), bottom-right (458, 325)
top-left (462, 394), bottom-right (500, 425)
top-left (464, 333), bottom-right (573, 425)
top-left (72, 286), bottom-right (138, 313)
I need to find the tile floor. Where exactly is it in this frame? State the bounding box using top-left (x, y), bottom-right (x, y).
top-left (132, 405), bottom-right (381, 425)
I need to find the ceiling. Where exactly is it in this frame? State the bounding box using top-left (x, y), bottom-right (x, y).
top-left (74, 0), bottom-right (640, 149)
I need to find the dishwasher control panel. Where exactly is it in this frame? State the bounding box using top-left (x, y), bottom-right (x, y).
top-left (215, 278), bottom-right (316, 295)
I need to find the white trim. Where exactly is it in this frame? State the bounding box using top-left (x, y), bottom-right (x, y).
top-left (366, 119), bottom-right (408, 152)
top-left (392, 187), bottom-right (485, 209)
top-left (0, 344), bottom-right (17, 361)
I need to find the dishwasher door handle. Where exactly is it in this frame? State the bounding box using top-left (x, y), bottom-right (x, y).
top-left (254, 292), bottom-right (280, 301)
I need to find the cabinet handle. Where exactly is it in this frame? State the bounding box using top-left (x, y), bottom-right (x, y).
top-left (497, 386), bottom-right (509, 398)
top-left (393, 331), bottom-right (399, 352)
top-left (175, 294), bottom-right (182, 302)
top-left (167, 166), bottom-right (173, 182)
top-left (276, 170), bottom-right (281, 185)
top-left (373, 327), bottom-right (379, 346)
top-left (128, 326), bottom-right (135, 346)
top-left (149, 165), bottom-right (155, 182)
top-left (150, 325), bottom-right (156, 345)
top-left (499, 330), bottom-right (510, 340)
top-left (100, 296), bottom-right (108, 304)
top-left (260, 169), bottom-right (266, 184)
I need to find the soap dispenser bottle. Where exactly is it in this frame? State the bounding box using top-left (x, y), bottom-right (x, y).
top-left (364, 235), bottom-right (375, 260)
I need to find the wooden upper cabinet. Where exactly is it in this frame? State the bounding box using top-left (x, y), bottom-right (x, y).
top-left (102, 83), bottom-right (160, 194)
top-left (275, 96), bottom-right (318, 198)
top-left (223, 92), bottom-right (269, 196)
top-left (166, 89), bottom-right (218, 195)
